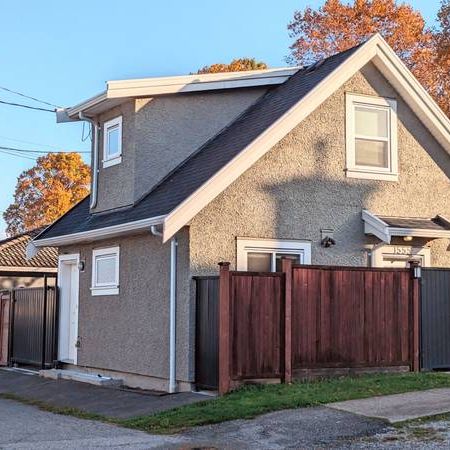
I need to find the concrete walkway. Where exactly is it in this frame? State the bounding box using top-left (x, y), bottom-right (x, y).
top-left (0, 368), bottom-right (208, 419)
top-left (327, 388), bottom-right (450, 423)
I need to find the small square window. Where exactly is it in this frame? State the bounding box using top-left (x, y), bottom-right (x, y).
top-left (237, 238), bottom-right (311, 272)
top-left (103, 116), bottom-right (122, 168)
top-left (345, 94), bottom-right (397, 181)
top-left (91, 247), bottom-right (120, 296)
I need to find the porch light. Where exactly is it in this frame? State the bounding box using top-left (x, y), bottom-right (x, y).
top-left (403, 236), bottom-right (413, 242)
top-left (78, 261), bottom-right (85, 272)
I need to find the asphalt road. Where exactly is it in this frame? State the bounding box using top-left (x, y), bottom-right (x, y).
top-left (2, 397), bottom-right (450, 449)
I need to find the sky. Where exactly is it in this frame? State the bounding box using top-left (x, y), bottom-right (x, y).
top-left (0, 0), bottom-right (442, 237)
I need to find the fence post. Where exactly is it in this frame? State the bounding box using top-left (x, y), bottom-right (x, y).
top-left (281, 258), bottom-right (293, 383)
top-left (41, 276), bottom-right (48, 370)
top-left (410, 262), bottom-right (421, 372)
top-left (218, 262), bottom-right (231, 395)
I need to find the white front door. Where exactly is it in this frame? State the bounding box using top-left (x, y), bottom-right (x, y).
top-left (57, 254), bottom-right (80, 364)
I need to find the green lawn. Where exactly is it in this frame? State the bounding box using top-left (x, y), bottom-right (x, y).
top-left (122, 373), bottom-right (450, 434)
top-left (3, 372), bottom-right (450, 434)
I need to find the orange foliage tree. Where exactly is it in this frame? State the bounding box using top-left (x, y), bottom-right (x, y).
top-left (288, 0), bottom-right (450, 116)
top-left (4, 152), bottom-right (90, 236)
top-left (198, 58), bottom-right (268, 74)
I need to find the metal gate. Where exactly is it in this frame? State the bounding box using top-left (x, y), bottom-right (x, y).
top-left (421, 268), bottom-right (450, 370)
top-left (10, 283), bottom-right (58, 368)
top-left (194, 277), bottom-right (219, 390)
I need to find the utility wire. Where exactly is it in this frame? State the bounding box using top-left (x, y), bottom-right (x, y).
top-left (0, 99), bottom-right (54, 113)
top-left (0, 85), bottom-right (60, 108)
top-left (0, 148), bottom-right (36, 161)
top-left (0, 145), bottom-right (89, 154)
top-left (0, 134), bottom-right (64, 150)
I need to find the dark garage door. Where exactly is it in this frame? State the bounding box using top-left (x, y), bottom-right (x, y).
top-left (421, 268), bottom-right (450, 370)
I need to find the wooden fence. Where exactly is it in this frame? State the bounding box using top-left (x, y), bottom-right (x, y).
top-left (216, 261), bottom-right (420, 394)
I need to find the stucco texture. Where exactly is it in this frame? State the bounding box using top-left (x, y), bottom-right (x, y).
top-left (59, 228), bottom-right (193, 384)
top-left (92, 88), bottom-right (267, 213)
top-left (189, 62), bottom-right (450, 274)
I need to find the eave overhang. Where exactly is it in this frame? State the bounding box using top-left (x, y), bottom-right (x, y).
top-left (362, 210), bottom-right (450, 243)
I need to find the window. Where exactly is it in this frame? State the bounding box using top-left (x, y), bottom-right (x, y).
top-left (345, 93), bottom-right (397, 181)
top-left (91, 247), bottom-right (120, 295)
top-left (237, 238), bottom-right (311, 272)
top-left (103, 116), bottom-right (122, 168)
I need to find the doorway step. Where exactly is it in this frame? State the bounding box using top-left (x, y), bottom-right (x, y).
top-left (39, 368), bottom-right (123, 387)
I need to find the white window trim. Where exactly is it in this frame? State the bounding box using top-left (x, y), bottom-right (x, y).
top-left (103, 116), bottom-right (122, 168)
top-left (371, 245), bottom-right (430, 267)
top-left (345, 93), bottom-right (398, 181)
top-left (91, 246), bottom-right (120, 296)
top-left (236, 238), bottom-right (311, 271)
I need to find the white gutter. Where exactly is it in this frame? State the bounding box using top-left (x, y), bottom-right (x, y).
top-left (33, 215), bottom-right (166, 247)
top-left (79, 113), bottom-right (99, 209)
top-left (151, 225), bottom-right (177, 393)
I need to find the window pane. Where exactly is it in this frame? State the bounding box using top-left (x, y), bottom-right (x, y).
top-left (275, 253), bottom-right (300, 272)
top-left (355, 139), bottom-right (389, 168)
top-left (96, 255), bottom-right (116, 285)
top-left (107, 125), bottom-right (120, 158)
top-left (247, 252), bottom-right (271, 272)
top-left (355, 106), bottom-right (388, 138)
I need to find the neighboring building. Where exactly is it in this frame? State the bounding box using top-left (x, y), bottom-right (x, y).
top-left (31, 34), bottom-right (450, 392)
top-left (0, 228), bottom-right (57, 289)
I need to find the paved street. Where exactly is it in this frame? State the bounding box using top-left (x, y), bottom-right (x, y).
top-left (3, 395), bottom-right (450, 449)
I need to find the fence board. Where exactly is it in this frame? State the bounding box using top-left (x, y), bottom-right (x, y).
top-left (292, 267), bottom-right (413, 370)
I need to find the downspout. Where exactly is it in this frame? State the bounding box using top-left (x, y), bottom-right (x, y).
top-left (151, 226), bottom-right (177, 393)
top-left (78, 112), bottom-right (99, 209)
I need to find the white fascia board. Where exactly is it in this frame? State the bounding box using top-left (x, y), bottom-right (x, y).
top-left (106, 68), bottom-right (299, 98)
top-left (162, 34), bottom-right (450, 242)
top-left (62, 68), bottom-right (299, 120)
top-left (161, 38), bottom-right (379, 242)
top-left (33, 215), bottom-right (166, 247)
top-left (362, 210), bottom-right (391, 243)
top-left (389, 228), bottom-right (450, 239)
top-left (0, 266), bottom-right (57, 273)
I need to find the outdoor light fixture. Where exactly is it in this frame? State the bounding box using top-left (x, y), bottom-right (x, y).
top-left (78, 261), bottom-right (85, 272)
top-left (403, 236), bottom-right (413, 242)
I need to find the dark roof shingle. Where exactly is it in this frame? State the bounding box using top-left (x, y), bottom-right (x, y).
top-left (37, 44), bottom-right (361, 241)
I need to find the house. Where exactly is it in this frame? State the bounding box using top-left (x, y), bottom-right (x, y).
top-left (30, 34), bottom-right (450, 392)
top-left (0, 228), bottom-right (57, 289)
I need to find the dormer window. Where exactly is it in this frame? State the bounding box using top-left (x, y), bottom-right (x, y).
top-left (345, 93), bottom-right (397, 181)
top-left (103, 116), bottom-right (122, 168)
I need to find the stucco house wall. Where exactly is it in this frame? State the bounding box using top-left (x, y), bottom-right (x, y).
top-left (189, 62), bottom-right (450, 275)
top-left (59, 228), bottom-right (193, 390)
top-left (93, 88), bottom-right (267, 213)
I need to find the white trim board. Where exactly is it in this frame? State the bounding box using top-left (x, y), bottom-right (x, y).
top-left (161, 33), bottom-right (450, 242)
top-left (362, 210), bottom-right (450, 243)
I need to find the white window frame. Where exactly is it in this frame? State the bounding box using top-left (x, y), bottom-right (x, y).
top-left (91, 246), bottom-right (120, 296)
top-left (345, 93), bottom-right (398, 181)
top-left (236, 238), bottom-right (311, 271)
top-left (103, 116), bottom-right (122, 168)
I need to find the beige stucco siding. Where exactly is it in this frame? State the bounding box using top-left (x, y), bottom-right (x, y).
top-left (59, 229), bottom-right (193, 384)
top-left (93, 88), bottom-right (267, 213)
top-left (189, 62), bottom-right (450, 274)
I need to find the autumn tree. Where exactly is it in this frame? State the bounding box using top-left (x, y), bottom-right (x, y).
top-left (288, 0), bottom-right (450, 116)
top-left (198, 58), bottom-right (268, 74)
top-left (4, 152), bottom-right (90, 236)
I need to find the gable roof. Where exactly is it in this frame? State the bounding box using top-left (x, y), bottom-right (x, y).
top-left (34, 34), bottom-right (450, 246)
top-left (0, 228), bottom-right (57, 270)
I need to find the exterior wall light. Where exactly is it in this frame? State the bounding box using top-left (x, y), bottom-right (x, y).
top-left (403, 236), bottom-right (413, 242)
top-left (78, 261), bottom-right (85, 272)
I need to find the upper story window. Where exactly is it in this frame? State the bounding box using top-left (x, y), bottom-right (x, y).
top-left (345, 93), bottom-right (398, 181)
top-left (237, 238), bottom-right (311, 272)
top-left (91, 246), bottom-right (120, 296)
top-left (103, 116), bottom-right (122, 168)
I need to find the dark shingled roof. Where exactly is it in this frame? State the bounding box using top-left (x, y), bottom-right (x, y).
top-left (0, 228), bottom-right (58, 268)
top-left (36, 44), bottom-right (361, 241)
top-left (380, 216), bottom-right (450, 231)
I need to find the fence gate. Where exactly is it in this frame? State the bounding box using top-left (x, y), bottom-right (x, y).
top-left (421, 268), bottom-right (450, 370)
top-left (10, 284), bottom-right (58, 368)
top-left (0, 291), bottom-right (10, 365)
top-left (195, 277), bottom-right (219, 390)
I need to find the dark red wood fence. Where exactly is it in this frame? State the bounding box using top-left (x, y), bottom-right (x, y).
top-left (217, 261), bottom-right (420, 394)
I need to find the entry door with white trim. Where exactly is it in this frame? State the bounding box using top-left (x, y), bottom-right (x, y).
top-left (58, 255), bottom-right (80, 364)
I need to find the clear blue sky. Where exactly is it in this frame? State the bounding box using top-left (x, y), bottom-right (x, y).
top-left (0, 0), bottom-right (441, 237)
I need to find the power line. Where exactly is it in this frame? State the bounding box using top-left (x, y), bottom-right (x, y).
top-left (0, 145), bottom-right (89, 154)
top-left (0, 148), bottom-right (36, 161)
top-left (0, 85), bottom-right (60, 108)
top-left (0, 99), bottom-right (54, 113)
top-left (0, 134), bottom-right (64, 150)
